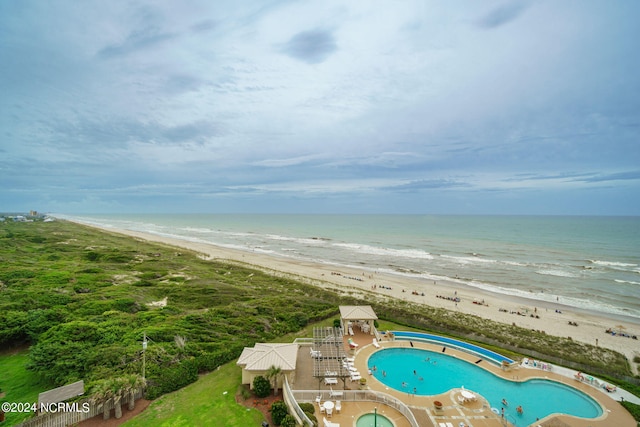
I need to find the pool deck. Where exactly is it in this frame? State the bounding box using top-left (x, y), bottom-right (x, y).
top-left (290, 329), bottom-right (636, 427)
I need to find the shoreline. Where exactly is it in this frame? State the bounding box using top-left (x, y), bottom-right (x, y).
top-left (70, 220), bottom-right (640, 369)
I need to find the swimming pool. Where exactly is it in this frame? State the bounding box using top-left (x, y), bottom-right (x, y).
top-left (368, 348), bottom-right (603, 427)
top-left (356, 412), bottom-right (394, 427)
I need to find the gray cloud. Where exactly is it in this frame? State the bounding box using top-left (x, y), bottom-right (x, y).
top-left (190, 19), bottom-right (217, 33)
top-left (279, 29), bottom-right (338, 64)
top-left (385, 179), bottom-right (469, 192)
top-left (578, 171), bottom-right (640, 183)
top-left (162, 121), bottom-right (225, 143)
top-left (2, 1), bottom-right (639, 215)
top-left (477, 1), bottom-right (530, 29)
top-left (98, 27), bottom-right (177, 58)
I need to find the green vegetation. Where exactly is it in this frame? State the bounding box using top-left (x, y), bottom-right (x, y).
top-left (0, 220), bottom-right (341, 408)
top-left (121, 361), bottom-right (263, 427)
top-left (0, 350), bottom-right (52, 426)
top-left (252, 375), bottom-right (271, 398)
top-left (270, 400), bottom-right (288, 425)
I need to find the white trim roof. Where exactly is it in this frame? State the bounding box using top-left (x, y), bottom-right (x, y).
top-left (339, 305), bottom-right (378, 320)
top-left (237, 343), bottom-right (299, 371)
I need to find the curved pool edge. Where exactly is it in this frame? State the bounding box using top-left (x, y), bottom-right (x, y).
top-left (356, 412), bottom-right (395, 427)
top-left (354, 338), bottom-right (627, 427)
top-left (390, 330), bottom-right (514, 365)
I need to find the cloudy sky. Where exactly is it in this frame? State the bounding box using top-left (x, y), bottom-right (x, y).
top-left (1, 1), bottom-right (639, 215)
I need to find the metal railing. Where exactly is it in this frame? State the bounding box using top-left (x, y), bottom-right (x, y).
top-left (283, 378), bottom-right (314, 427)
top-left (290, 388), bottom-right (420, 427)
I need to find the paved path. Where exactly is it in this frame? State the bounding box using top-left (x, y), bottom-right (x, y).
top-left (520, 360), bottom-right (640, 404)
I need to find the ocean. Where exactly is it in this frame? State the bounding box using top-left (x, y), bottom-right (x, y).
top-left (56, 214), bottom-right (640, 322)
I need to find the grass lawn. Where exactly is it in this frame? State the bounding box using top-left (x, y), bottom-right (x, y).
top-left (121, 361), bottom-right (264, 427)
top-left (121, 319), bottom-right (408, 427)
top-left (0, 350), bottom-right (52, 426)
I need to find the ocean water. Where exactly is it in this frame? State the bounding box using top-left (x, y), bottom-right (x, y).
top-left (56, 214), bottom-right (640, 321)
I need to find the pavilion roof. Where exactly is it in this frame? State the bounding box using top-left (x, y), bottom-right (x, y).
top-left (339, 305), bottom-right (378, 320)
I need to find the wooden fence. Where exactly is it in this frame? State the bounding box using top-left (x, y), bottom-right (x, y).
top-left (13, 388), bottom-right (144, 427)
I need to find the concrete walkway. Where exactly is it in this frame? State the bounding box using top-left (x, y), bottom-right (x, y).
top-left (520, 360), bottom-right (640, 405)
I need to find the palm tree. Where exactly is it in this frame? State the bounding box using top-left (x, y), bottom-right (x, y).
top-left (265, 365), bottom-right (283, 396)
top-left (90, 375), bottom-right (146, 419)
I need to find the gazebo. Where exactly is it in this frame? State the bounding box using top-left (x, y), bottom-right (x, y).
top-left (339, 305), bottom-right (378, 336)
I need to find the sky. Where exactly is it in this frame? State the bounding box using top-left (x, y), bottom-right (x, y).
top-left (1, 1), bottom-right (639, 215)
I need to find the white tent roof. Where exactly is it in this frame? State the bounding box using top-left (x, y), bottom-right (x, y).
top-left (339, 305), bottom-right (377, 320)
top-left (237, 343), bottom-right (299, 371)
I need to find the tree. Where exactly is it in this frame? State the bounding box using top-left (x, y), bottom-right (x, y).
top-left (252, 375), bottom-right (271, 398)
top-left (266, 364), bottom-right (282, 396)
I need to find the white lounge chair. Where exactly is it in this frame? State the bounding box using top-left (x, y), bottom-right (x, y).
top-left (323, 417), bottom-right (340, 427)
top-left (324, 377), bottom-right (338, 385)
top-left (372, 338), bottom-right (381, 348)
top-left (335, 400), bottom-right (341, 413)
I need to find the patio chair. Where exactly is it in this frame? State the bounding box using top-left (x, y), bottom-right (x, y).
top-left (372, 338), bottom-right (381, 348)
top-left (323, 417), bottom-right (341, 427)
top-left (335, 400), bottom-right (341, 413)
top-left (324, 377), bottom-right (338, 385)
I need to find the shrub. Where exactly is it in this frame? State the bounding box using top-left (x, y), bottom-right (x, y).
top-left (145, 359), bottom-right (198, 399)
top-left (333, 319), bottom-right (341, 328)
top-left (298, 402), bottom-right (315, 413)
top-left (253, 375), bottom-right (271, 398)
top-left (270, 400), bottom-right (288, 425)
top-left (239, 386), bottom-right (251, 400)
top-left (280, 414), bottom-right (297, 427)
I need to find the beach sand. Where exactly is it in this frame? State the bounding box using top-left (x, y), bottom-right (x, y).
top-left (81, 223), bottom-right (640, 371)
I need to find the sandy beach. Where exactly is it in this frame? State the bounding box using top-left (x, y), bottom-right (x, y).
top-left (83, 223), bottom-right (640, 372)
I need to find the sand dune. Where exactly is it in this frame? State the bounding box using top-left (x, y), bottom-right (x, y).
top-left (82, 223), bottom-right (640, 371)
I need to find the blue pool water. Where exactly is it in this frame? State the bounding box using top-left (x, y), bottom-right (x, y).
top-left (356, 412), bottom-right (394, 427)
top-left (368, 348), bottom-right (602, 426)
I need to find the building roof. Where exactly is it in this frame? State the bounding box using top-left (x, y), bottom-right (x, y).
top-left (339, 305), bottom-right (378, 320)
top-left (237, 343), bottom-right (299, 371)
top-left (38, 380), bottom-right (85, 405)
